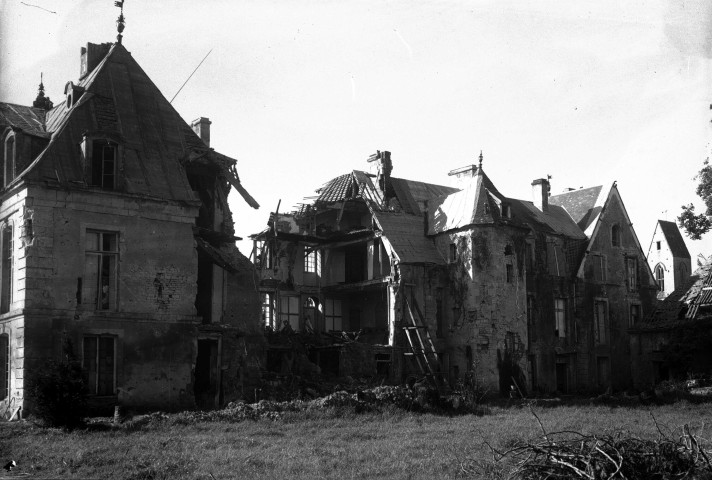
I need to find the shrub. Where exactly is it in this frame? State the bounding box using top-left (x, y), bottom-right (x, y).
top-left (28, 342), bottom-right (88, 428)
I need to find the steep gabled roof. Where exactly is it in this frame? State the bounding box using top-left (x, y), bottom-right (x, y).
top-left (549, 185), bottom-right (606, 234)
top-left (657, 220), bottom-right (691, 259)
top-left (2, 42), bottom-right (256, 208)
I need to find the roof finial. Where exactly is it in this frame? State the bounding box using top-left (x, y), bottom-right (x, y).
top-left (115, 1), bottom-right (125, 44)
top-left (478, 150), bottom-right (483, 169)
top-left (32, 72), bottom-right (53, 110)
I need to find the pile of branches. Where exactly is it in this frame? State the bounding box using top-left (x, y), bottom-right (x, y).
top-left (468, 409), bottom-right (712, 479)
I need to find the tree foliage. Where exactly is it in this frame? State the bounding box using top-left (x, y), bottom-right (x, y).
top-left (679, 159), bottom-right (712, 240)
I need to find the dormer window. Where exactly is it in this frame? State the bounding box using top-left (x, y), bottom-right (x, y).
top-left (82, 136), bottom-right (121, 190)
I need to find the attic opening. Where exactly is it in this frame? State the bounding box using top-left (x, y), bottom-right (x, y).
top-left (187, 171), bottom-right (218, 231)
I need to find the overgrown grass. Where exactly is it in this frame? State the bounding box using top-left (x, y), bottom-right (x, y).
top-left (2, 401), bottom-right (712, 479)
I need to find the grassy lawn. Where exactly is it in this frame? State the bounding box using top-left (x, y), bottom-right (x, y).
top-left (2, 401), bottom-right (712, 479)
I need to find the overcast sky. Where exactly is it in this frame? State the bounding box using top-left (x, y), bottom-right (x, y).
top-left (2, 0), bottom-right (712, 263)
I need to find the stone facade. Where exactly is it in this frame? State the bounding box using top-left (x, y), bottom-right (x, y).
top-left (0, 41), bottom-right (263, 417)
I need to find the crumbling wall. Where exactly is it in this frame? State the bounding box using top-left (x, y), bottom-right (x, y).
top-left (433, 226), bottom-right (528, 396)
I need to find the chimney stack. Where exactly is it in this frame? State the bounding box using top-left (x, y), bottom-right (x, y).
top-left (80, 43), bottom-right (112, 80)
top-left (367, 150), bottom-right (393, 205)
top-left (532, 178), bottom-right (550, 212)
top-left (191, 117), bottom-right (211, 147)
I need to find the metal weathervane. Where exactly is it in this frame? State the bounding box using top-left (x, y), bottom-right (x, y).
top-left (115, 0), bottom-right (125, 44)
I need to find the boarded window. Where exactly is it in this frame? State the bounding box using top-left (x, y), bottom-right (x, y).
top-left (83, 335), bottom-right (115, 396)
top-left (555, 298), bottom-right (566, 338)
top-left (594, 301), bottom-right (608, 344)
top-left (0, 335), bottom-right (8, 400)
top-left (1, 224), bottom-right (12, 314)
top-left (279, 296), bottom-right (300, 331)
top-left (324, 298), bottom-right (343, 331)
top-left (84, 231), bottom-right (118, 310)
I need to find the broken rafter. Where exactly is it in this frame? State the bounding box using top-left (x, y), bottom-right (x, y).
top-left (227, 165), bottom-right (260, 209)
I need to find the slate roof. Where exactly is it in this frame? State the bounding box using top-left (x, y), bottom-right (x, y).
top-left (549, 186), bottom-right (605, 233)
top-left (374, 211), bottom-right (445, 265)
top-left (1, 42), bottom-right (254, 206)
top-left (0, 103), bottom-right (49, 137)
top-left (658, 220), bottom-right (691, 259)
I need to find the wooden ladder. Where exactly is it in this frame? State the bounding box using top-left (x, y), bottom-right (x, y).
top-left (402, 292), bottom-right (446, 392)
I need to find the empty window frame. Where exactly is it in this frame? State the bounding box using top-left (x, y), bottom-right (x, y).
top-left (506, 263), bottom-right (514, 283)
top-left (261, 292), bottom-right (275, 329)
top-left (0, 334), bottom-right (8, 400)
top-left (83, 335), bottom-right (116, 396)
top-left (304, 247), bottom-right (319, 274)
top-left (324, 298), bottom-right (343, 332)
top-left (554, 298), bottom-right (566, 338)
top-left (90, 140), bottom-right (117, 189)
top-left (0, 223), bottom-right (12, 314)
top-left (83, 231), bottom-right (118, 310)
top-left (449, 243), bottom-right (457, 263)
top-left (279, 296), bottom-right (300, 331)
top-left (626, 257), bottom-right (639, 291)
top-left (594, 300), bottom-right (608, 344)
top-left (655, 264), bottom-right (665, 292)
top-left (611, 224), bottom-right (621, 247)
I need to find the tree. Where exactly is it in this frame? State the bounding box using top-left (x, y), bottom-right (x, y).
top-left (679, 159), bottom-right (712, 240)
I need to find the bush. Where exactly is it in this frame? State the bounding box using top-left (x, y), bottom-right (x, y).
top-left (28, 347), bottom-right (88, 428)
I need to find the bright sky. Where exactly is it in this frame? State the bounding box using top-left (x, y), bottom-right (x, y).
top-left (1, 0), bottom-right (712, 264)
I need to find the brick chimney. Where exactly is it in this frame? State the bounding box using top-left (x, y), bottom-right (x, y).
top-left (79, 43), bottom-right (112, 80)
top-left (191, 117), bottom-right (211, 147)
top-left (367, 150), bottom-right (393, 204)
top-left (532, 178), bottom-right (550, 212)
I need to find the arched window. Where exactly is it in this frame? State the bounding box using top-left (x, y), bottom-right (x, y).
top-left (611, 224), bottom-right (621, 247)
top-left (655, 264), bottom-right (665, 292)
top-left (3, 133), bottom-right (16, 187)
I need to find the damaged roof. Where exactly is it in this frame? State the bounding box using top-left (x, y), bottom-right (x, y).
top-left (0, 42), bottom-right (257, 208)
top-left (634, 257), bottom-right (712, 331)
top-left (374, 211), bottom-right (445, 265)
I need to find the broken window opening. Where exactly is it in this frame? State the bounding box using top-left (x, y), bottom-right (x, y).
top-left (90, 140), bottom-right (117, 190)
top-left (324, 298), bottom-right (343, 332)
top-left (83, 335), bottom-right (116, 396)
top-left (0, 334), bottom-right (8, 400)
top-left (554, 298), bottom-right (566, 338)
top-left (506, 263), bottom-right (514, 283)
top-left (83, 230), bottom-right (118, 311)
top-left (449, 243), bottom-right (457, 263)
top-left (261, 292), bottom-right (275, 329)
top-left (279, 296), bottom-right (300, 331)
top-left (504, 245), bottom-right (513, 256)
